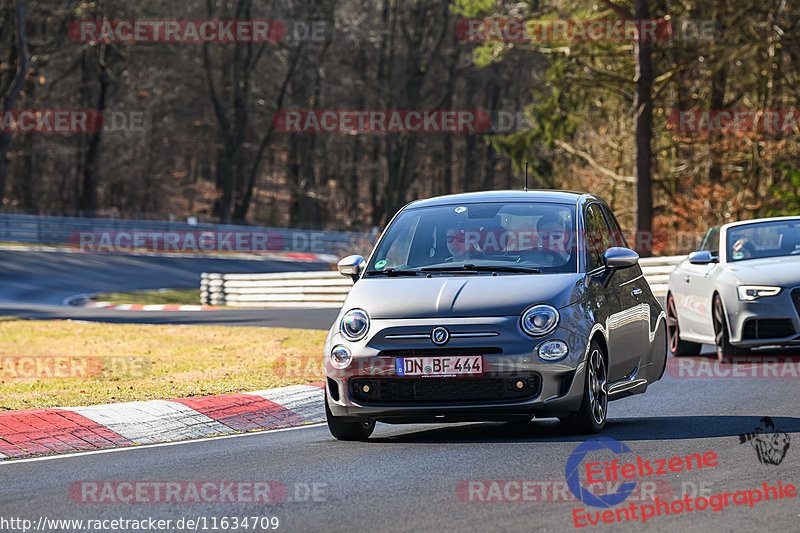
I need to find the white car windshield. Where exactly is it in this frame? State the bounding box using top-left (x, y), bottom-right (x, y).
top-left (367, 202), bottom-right (578, 274)
top-left (727, 220), bottom-right (800, 261)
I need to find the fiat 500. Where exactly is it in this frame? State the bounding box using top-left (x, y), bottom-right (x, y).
top-left (324, 190), bottom-right (668, 440)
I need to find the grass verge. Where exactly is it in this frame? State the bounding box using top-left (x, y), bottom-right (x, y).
top-left (92, 288), bottom-right (202, 305)
top-left (0, 318), bottom-right (326, 410)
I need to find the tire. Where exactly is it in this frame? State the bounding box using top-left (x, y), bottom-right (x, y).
top-left (561, 340), bottom-right (607, 434)
top-left (712, 294), bottom-right (748, 360)
top-left (325, 391), bottom-right (375, 441)
top-left (666, 293), bottom-right (701, 356)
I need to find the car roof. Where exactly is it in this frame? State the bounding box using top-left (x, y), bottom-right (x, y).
top-left (722, 215), bottom-right (800, 231)
top-left (405, 190), bottom-right (600, 209)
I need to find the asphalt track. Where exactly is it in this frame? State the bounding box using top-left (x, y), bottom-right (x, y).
top-left (1, 362), bottom-right (798, 532)
top-left (0, 250), bottom-right (338, 329)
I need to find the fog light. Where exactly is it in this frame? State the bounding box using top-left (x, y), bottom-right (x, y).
top-left (514, 380), bottom-right (526, 390)
top-left (362, 384), bottom-right (371, 393)
top-left (538, 340), bottom-right (569, 361)
top-left (330, 345), bottom-right (352, 369)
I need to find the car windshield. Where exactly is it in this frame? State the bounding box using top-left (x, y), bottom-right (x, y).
top-left (726, 220), bottom-right (800, 261)
top-left (367, 202), bottom-right (577, 274)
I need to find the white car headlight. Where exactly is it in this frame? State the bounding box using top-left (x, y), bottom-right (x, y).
top-left (330, 345), bottom-right (352, 369)
top-left (340, 309), bottom-right (370, 341)
top-left (737, 285), bottom-right (781, 301)
top-left (521, 304), bottom-right (559, 337)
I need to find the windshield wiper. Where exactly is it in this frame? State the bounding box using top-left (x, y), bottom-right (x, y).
top-left (365, 268), bottom-right (419, 277)
top-left (420, 264), bottom-right (540, 274)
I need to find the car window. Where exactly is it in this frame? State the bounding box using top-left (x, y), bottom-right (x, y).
top-left (367, 202), bottom-right (578, 273)
top-left (697, 226), bottom-right (720, 256)
top-left (377, 214), bottom-right (418, 266)
top-left (600, 205), bottom-right (629, 248)
top-left (727, 220), bottom-right (800, 261)
top-left (584, 204), bottom-right (614, 271)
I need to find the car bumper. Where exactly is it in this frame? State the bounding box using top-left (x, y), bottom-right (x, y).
top-left (324, 316), bottom-right (590, 422)
top-left (727, 287), bottom-right (800, 346)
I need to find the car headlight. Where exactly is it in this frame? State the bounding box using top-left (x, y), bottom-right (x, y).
top-left (340, 309), bottom-right (370, 341)
top-left (521, 304), bottom-right (559, 337)
top-left (330, 345), bottom-right (352, 369)
top-left (538, 340), bottom-right (569, 361)
top-left (737, 285), bottom-right (781, 301)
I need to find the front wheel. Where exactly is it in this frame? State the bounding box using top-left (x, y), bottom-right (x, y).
top-left (667, 293), bottom-right (701, 356)
top-left (561, 340), bottom-right (607, 434)
top-left (325, 391), bottom-right (375, 441)
top-left (712, 294), bottom-right (748, 360)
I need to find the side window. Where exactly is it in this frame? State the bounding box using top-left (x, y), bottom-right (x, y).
top-left (697, 226), bottom-right (720, 257)
top-left (601, 205), bottom-right (628, 248)
top-left (584, 204), bottom-right (614, 271)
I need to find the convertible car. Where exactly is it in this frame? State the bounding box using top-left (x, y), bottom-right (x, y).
top-left (667, 216), bottom-right (800, 359)
top-left (323, 190), bottom-right (668, 440)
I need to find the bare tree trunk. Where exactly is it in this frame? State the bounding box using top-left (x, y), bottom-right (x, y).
top-left (633, 0), bottom-right (654, 250)
top-left (78, 43), bottom-right (110, 214)
top-left (0, 0), bottom-right (29, 206)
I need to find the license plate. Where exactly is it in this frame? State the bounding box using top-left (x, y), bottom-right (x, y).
top-left (396, 356), bottom-right (483, 377)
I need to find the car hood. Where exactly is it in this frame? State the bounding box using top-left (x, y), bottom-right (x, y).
top-left (343, 273), bottom-right (585, 319)
top-left (721, 255), bottom-right (800, 286)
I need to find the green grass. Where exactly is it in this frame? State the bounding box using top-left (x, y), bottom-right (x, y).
top-left (92, 288), bottom-right (202, 305)
top-left (0, 319), bottom-right (326, 410)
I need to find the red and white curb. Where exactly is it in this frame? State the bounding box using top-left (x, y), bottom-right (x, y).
top-left (0, 383), bottom-right (324, 459)
top-left (85, 303), bottom-right (222, 311)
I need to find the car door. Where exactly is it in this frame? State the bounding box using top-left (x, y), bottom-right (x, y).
top-left (584, 203), bottom-right (634, 382)
top-left (601, 205), bottom-right (650, 367)
top-left (678, 227), bottom-right (720, 339)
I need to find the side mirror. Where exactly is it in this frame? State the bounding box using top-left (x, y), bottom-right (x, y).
top-left (337, 255), bottom-right (366, 281)
top-left (603, 247), bottom-right (639, 270)
top-left (688, 250), bottom-right (716, 265)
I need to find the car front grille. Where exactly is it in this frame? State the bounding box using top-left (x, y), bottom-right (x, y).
top-left (741, 318), bottom-right (795, 340)
top-left (349, 373), bottom-right (541, 405)
top-left (377, 347), bottom-right (503, 358)
top-left (793, 288), bottom-right (800, 321)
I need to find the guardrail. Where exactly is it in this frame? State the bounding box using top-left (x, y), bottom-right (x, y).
top-left (201, 255), bottom-right (688, 308)
top-left (638, 255), bottom-right (685, 296)
top-left (201, 271), bottom-right (352, 308)
top-left (0, 213), bottom-right (372, 256)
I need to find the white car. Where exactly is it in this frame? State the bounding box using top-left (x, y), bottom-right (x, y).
top-left (666, 216), bottom-right (800, 359)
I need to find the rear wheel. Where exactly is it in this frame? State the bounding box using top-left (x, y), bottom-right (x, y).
top-left (325, 391), bottom-right (375, 441)
top-left (561, 340), bottom-right (607, 434)
top-left (712, 294), bottom-right (747, 360)
top-left (666, 294), bottom-right (701, 356)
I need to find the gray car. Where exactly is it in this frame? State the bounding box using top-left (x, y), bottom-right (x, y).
top-left (324, 190), bottom-right (668, 440)
top-left (667, 216), bottom-right (800, 359)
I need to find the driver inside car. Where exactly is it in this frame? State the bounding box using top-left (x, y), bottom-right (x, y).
top-left (536, 213), bottom-right (571, 265)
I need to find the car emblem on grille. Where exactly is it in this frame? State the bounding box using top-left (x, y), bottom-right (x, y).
top-left (431, 327), bottom-right (450, 345)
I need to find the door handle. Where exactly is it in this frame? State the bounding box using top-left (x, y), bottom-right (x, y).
top-left (631, 288), bottom-right (642, 297)
top-left (684, 276), bottom-right (690, 283)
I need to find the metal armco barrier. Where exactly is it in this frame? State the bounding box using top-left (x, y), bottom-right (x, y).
top-left (202, 271), bottom-right (352, 308)
top-left (0, 213), bottom-right (372, 256)
top-left (638, 255), bottom-right (685, 296)
top-left (202, 256), bottom-right (687, 308)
